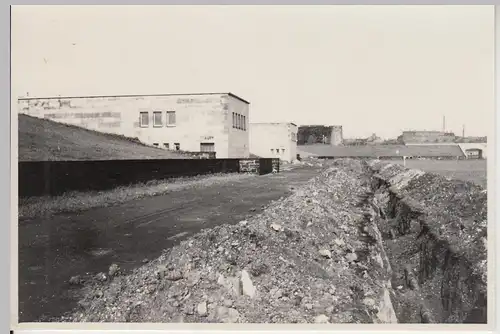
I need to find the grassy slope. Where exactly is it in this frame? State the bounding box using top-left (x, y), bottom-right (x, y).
top-left (18, 114), bottom-right (192, 161)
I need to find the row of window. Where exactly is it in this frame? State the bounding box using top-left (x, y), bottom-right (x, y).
top-left (153, 142), bottom-right (181, 150)
top-left (271, 148), bottom-right (286, 154)
top-left (151, 142), bottom-right (216, 153)
top-left (140, 111), bottom-right (176, 128)
top-left (232, 112), bottom-right (246, 131)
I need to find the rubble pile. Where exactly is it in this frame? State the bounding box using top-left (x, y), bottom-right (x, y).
top-left (62, 159), bottom-right (397, 323)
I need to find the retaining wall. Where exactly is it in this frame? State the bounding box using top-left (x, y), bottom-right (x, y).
top-left (19, 158), bottom-right (280, 197)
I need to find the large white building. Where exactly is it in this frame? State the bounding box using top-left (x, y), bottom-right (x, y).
top-left (18, 92), bottom-right (250, 159)
top-left (249, 122), bottom-right (298, 162)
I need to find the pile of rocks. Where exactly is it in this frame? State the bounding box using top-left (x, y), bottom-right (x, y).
top-left (62, 159), bottom-right (396, 323)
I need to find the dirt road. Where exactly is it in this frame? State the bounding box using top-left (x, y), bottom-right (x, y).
top-left (18, 165), bottom-right (321, 322)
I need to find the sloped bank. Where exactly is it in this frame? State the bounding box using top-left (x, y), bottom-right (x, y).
top-left (368, 160), bottom-right (487, 323)
top-left (62, 159), bottom-right (398, 323)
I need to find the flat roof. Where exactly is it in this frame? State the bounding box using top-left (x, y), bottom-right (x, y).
top-left (18, 92), bottom-right (250, 105)
top-left (298, 125), bottom-right (342, 127)
top-left (250, 122), bottom-right (297, 126)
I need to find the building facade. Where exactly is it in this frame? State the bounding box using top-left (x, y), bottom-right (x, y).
top-left (18, 92), bottom-right (250, 159)
top-left (399, 131), bottom-right (456, 144)
top-left (249, 122), bottom-right (298, 162)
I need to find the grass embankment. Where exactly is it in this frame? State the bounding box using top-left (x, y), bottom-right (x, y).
top-left (18, 114), bottom-right (192, 161)
top-left (19, 173), bottom-right (256, 220)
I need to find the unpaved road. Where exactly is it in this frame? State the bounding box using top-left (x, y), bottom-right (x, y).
top-left (18, 165), bottom-right (321, 322)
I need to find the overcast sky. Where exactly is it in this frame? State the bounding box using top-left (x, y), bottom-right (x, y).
top-left (11, 5), bottom-right (494, 139)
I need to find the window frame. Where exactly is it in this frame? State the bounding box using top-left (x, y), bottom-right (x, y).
top-left (139, 111), bottom-right (149, 128)
top-left (166, 110), bottom-right (176, 126)
top-left (153, 111), bottom-right (163, 127)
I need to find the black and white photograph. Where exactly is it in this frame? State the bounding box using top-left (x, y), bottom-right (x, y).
top-left (11, 4), bottom-right (492, 327)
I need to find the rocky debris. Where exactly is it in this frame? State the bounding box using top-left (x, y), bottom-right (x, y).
top-left (314, 314), bottom-right (330, 323)
top-left (240, 270), bottom-right (256, 298)
top-left (346, 253), bottom-right (358, 263)
top-left (69, 276), bottom-right (83, 286)
top-left (334, 238), bottom-right (345, 246)
top-left (95, 272), bottom-right (107, 282)
top-left (270, 223), bottom-right (283, 232)
top-left (318, 249), bottom-right (332, 259)
top-left (61, 159), bottom-right (399, 324)
top-left (109, 264), bottom-right (120, 277)
top-left (197, 301), bottom-right (207, 317)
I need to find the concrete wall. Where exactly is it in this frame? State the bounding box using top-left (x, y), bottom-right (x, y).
top-left (297, 125), bottom-right (342, 146)
top-left (249, 123), bottom-right (297, 162)
top-left (18, 93), bottom-right (250, 159)
top-left (331, 126), bottom-right (343, 145)
top-left (227, 95), bottom-right (250, 158)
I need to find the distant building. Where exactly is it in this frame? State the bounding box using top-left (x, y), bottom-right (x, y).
top-left (399, 130), bottom-right (456, 144)
top-left (18, 92), bottom-right (250, 159)
top-left (249, 122), bottom-right (298, 162)
top-left (297, 125), bottom-right (343, 146)
top-left (465, 148), bottom-right (483, 159)
top-left (366, 133), bottom-right (383, 145)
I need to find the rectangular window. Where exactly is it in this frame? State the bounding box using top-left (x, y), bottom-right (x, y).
top-left (200, 143), bottom-right (215, 152)
top-left (238, 114), bottom-right (242, 130)
top-left (163, 143), bottom-right (170, 149)
top-left (166, 111), bottom-right (176, 126)
top-left (174, 143), bottom-right (180, 151)
top-left (153, 143), bottom-right (159, 147)
top-left (242, 115), bottom-right (246, 130)
top-left (270, 149), bottom-right (274, 154)
top-left (232, 112), bottom-right (236, 128)
top-left (281, 149), bottom-right (285, 154)
top-left (140, 112), bottom-right (149, 127)
top-left (153, 111), bottom-right (163, 127)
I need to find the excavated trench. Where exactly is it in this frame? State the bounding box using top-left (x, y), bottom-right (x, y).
top-left (358, 160), bottom-right (487, 324)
